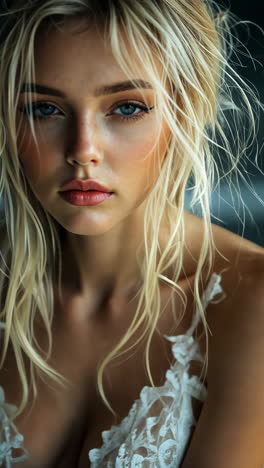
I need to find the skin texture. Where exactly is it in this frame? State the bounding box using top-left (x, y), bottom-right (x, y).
top-left (17, 18), bottom-right (171, 303)
top-left (12, 16), bottom-right (264, 468)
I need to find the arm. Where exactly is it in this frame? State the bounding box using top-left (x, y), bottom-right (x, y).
top-left (181, 266), bottom-right (264, 468)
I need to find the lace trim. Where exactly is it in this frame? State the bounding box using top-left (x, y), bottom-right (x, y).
top-left (186, 272), bottom-right (225, 337)
top-left (204, 272), bottom-right (226, 304)
top-left (89, 337), bottom-right (207, 466)
top-left (88, 273), bottom-right (223, 467)
top-left (0, 387), bottom-right (29, 467)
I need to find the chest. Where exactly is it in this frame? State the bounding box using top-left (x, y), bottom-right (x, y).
top-left (53, 314), bottom-right (207, 468)
top-left (53, 352), bottom-right (206, 468)
top-left (0, 287), bottom-right (207, 468)
top-left (54, 325), bottom-right (180, 467)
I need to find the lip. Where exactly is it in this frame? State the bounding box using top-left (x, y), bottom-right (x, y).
top-left (59, 179), bottom-right (112, 193)
top-left (59, 190), bottom-right (112, 206)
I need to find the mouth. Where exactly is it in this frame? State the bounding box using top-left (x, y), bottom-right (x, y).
top-left (60, 178), bottom-right (112, 193)
top-left (70, 189), bottom-right (110, 192)
top-left (59, 189), bottom-right (113, 206)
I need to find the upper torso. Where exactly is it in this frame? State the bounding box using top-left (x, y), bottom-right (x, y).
top-left (1, 215), bottom-right (264, 467)
top-left (0, 269), bottom-right (212, 468)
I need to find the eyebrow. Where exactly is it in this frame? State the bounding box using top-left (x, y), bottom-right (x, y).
top-left (20, 79), bottom-right (153, 97)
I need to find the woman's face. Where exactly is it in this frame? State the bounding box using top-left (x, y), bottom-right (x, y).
top-left (16, 19), bottom-right (171, 235)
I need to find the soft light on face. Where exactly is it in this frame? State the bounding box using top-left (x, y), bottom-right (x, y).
top-left (16, 18), bottom-right (171, 236)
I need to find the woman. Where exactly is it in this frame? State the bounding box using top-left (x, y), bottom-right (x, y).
top-left (0, 0), bottom-right (264, 467)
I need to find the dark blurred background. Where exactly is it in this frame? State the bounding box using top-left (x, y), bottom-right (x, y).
top-left (186, 0), bottom-right (264, 246)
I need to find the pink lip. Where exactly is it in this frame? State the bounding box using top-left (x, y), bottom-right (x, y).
top-left (59, 190), bottom-right (112, 206)
top-left (59, 179), bottom-right (112, 193)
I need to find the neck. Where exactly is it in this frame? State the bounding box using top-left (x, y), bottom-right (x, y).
top-left (60, 207), bottom-right (148, 306)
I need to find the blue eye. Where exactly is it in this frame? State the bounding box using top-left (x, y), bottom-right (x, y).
top-left (111, 102), bottom-right (154, 121)
top-left (115, 103), bottom-right (141, 115)
top-left (18, 101), bottom-right (154, 123)
top-left (19, 102), bottom-right (62, 120)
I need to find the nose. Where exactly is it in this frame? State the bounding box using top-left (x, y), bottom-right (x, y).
top-left (66, 118), bottom-right (103, 167)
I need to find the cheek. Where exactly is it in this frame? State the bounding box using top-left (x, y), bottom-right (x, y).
top-left (108, 131), bottom-right (168, 201)
top-left (116, 124), bottom-right (170, 181)
top-left (110, 137), bottom-right (157, 194)
top-left (107, 124), bottom-right (163, 169)
top-left (17, 129), bottom-right (55, 184)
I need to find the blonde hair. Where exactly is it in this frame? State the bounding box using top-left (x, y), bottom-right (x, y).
top-left (0, 0), bottom-right (258, 426)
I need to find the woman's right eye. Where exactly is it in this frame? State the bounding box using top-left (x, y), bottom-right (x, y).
top-left (18, 102), bottom-right (63, 120)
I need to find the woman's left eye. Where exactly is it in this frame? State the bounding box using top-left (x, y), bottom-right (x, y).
top-left (109, 102), bottom-right (154, 122)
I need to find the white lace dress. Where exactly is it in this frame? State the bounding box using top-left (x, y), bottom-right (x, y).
top-left (0, 273), bottom-right (223, 467)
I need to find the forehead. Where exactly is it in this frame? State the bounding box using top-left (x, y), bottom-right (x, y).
top-left (33, 18), bottom-right (154, 93)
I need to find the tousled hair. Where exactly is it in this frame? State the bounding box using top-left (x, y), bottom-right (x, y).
top-left (0, 0), bottom-right (258, 428)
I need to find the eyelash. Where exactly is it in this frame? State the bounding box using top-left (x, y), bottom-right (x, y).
top-left (18, 101), bottom-right (154, 123)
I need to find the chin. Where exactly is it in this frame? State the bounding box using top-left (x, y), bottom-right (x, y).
top-left (56, 214), bottom-right (118, 237)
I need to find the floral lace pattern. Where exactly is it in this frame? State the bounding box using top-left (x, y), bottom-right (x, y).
top-left (89, 336), bottom-right (207, 468)
top-left (0, 387), bottom-right (29, 467)
top-left (88, 273), bottom-right (223, 467)
top-left (0, 273), bottom-right (223, 467)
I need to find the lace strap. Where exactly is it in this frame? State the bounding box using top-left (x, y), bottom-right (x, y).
top-left (186, 273), bottom-right (225, 336)
top-left (0, 387), bottom-right (29, 466)
top-left (203, 273), bottom-right (225, 305)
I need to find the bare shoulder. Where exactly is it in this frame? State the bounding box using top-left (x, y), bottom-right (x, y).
top-left (184, 210), bottom-right (264, 275)
top-left (206, 251), bottom-right (264, 372)
top-left (187, 209), bottom-right (264, 380)
top-left (183, 210), bottom-right (264, 341)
